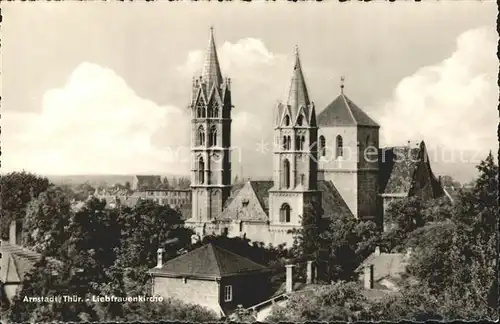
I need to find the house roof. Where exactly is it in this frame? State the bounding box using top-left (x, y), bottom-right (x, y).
top-left (379, 141), bottom-right (445, 199)
top-left (356, 252), bottom-right (409, 282)
top-left (317, 93), bottom-right (379, 128)
top-left (149, 243), bottom-right (270, 279)
top-left (0, 241), bottom-right (61, 284)
top-left (134, 175), bottom-right (162, 189)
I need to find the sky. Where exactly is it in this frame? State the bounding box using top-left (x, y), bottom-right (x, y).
top-left (2, 1), bottom-right (498, 183)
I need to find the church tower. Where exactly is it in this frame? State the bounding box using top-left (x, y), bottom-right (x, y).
top-left (268, 47), bottom-right (320, 246)
top-left (316, 78), bottom-right (380, 221)
top-left (187, 28), bottom-right (232, 234)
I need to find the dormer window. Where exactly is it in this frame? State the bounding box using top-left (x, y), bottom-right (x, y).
top-left (242, 198), bottom-right (249, 207)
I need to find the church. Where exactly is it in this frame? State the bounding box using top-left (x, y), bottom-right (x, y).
top-left (184, 28), bottom-right (446, 247)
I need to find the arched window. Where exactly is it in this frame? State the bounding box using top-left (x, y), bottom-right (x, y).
top-left (319, 135), bottom-right (326, 157)
top-left (283, 136), bottom-right (288, 150)
top-left (287, 136), bottom-right (291, 150)
top-left (197, 126), bottom-right (205, 146)
top-left (301, 136), bottom-right (305, 150)
top-left (300, 174), bottom-right (305, 186)
top-left (295, 136), bottom-right (300, 150)
top-left (280, 203), bottom-right (291, 223)
top-left (207, 106), bottom-right (213, 118)
top-left (282, 159), bottom-right (290, 189)
top-left (198, 157), bottom-right (205, 184)
top-left (209, 126), bottom-right (217, 147)
top-left (201, 106), bottom-right (206, 118)
top-left (336, 135), bottom-right (343, 158)
top-left (213, 105), bottom-right (219, 118)
top-left (197, 106), bottom-right (202, 118)
top-left (297, 114), bottom-right (304, 126)
top-left (284, 115), bottom-right (290, 126)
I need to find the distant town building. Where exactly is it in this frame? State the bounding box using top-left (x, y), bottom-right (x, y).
top-left (131, 175), bottom-right (163, 191)
top-left (149, 243), bottom-right (272, 318)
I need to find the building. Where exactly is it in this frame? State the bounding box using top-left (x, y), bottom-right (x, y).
top-left (1, 221), bottom-right (62, 308)
top-left (148, 243), bottom-right (272, 318)
top-left (131, 175), bottom-right (163, 191)
top-left (184, 28), bottom-right (447, 247)
top-left (378, 141), bottom-right (447, 226)
top-left (142, 189), bottom-right (192, 209)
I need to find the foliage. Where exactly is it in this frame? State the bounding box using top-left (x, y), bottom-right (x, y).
top-left (321, 215), bottom-right (380, 282)
top-left (22, 186), bottom-right (73, 256)
top-left (0, 171), bottom-right (51, 239)
top-left (268, 281), bottom-right (371, 322)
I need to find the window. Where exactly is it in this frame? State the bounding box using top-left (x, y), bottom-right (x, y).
top-left (284, 115), bottom-right (290, 126)
top-left (213, 104), bottom-right (219, 118)
top-left (319, 135), bottom-right (326, 156)
top-left (197, 106), bottom-right (202, 118)
top-left (297, 114), bottom-right (304, 126)
top-left (209, 126), bottom-right (217, 147)
top-left (197, 126), bottom-right (205, 146)
top-left (280, 203), bottom-right (291, 223)
top-left (282, 159), bottom-right (290, 189)
top-left (336, 135), bottom-right (343, 158)
top-left (198, 157), bottom-right (205, 184)
top-left (224, 285), bottom-right (233, 302)
top-left (287, 136), bottom-right (291, 150)
top-left (300, 174), bottom-right (305, 186)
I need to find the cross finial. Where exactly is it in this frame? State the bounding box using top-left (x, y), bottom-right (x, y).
top-left (340, 76), bottom-right (345, 94)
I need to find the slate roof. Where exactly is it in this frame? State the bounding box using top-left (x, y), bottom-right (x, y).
top-left (0, 241), bottom-right (61, 284)
top-left (222, 183), bottom-right (247, 209)
top-left (287, 47), bottom-right (310, 117)
top-left (317, 93), bottom-right (379, 128)
top-left (201, 27), bottom-right (223, 89)
top-left (149, 243), bottom-right (270, 279)
top-left (379, 141), bottom-right (445, 199)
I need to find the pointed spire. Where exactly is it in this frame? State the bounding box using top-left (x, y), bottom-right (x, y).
top-left (201, 27), bottom-right (223, 89)
top-left (287, 46), bottom-right (310, 113)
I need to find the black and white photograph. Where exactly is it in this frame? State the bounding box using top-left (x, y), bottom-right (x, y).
top-left (1, 1), bottom-right (498, 322)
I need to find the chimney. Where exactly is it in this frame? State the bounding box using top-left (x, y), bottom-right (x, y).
top-left (306, 261), bottom-right (314, 284)
top-left (374, 246), bottom-right (381, 256)
top-left (285, 264), bottom-right (295, 293)
top-left (9, 221), bottom-right (21, 245)
top-left (156, 248), bottom-right (164, 268)
top-left (364, 264), bottom-right (374, 289)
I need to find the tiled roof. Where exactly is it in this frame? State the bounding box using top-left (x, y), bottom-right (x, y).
top-left (319, 180), bottom-right (354, 219)
top-left (0, 241), bottom-right (61, 284)
top-left (317, 93), bottom-right (379, 128)
top-left (379, 141), bottom-right (445, 199)
top-left (222, 183), bottom-right (246, 209)
top-left (249, 181), bottom-right (274, 214)
top-left (150, 243), bottom-right (270, 279)
top-left (356, 252), bottom-right (408, 282)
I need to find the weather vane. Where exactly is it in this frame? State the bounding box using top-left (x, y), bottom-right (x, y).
top-left (340, 76), bottom-right (345, 94)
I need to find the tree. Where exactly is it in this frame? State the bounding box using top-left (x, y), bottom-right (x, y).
top-left (321, 215), bottom-right (380, 282)
top-left (0, 171), bottom-right (51, 239)
top-left (268, 281), bottom-right (371, 322)
top-left (22, 186), bottom-right (73, 256)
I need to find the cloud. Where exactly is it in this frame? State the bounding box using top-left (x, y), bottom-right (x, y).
top-left (3, 38), bottom-right (292, 176)
top-left (375, 26), bottom-right (498, 157)
top-left (3, 62), bottom-right (191, 175)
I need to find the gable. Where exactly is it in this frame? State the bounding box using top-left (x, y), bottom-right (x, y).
top-left (220, 182), bottom-right (269, 221)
